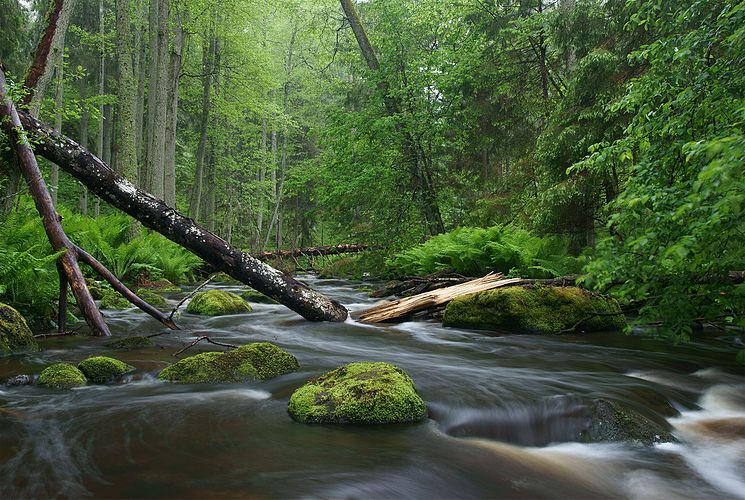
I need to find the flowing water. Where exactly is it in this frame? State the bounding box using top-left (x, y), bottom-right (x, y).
top-left (1, 277), bottom-right (744, 498)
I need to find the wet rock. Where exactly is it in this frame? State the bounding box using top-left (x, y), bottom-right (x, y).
top-left (4, 374), bottom-right (33, 386)
top-left (38, 363), bottom-right (87, 389)
top-left (288, 362), bottom-right (426, 424)
top-left (240, 289), bottom-right (278, 304)
top-left (78, 356), bottom-right (135, 384)
top-left (209, 272), bottom-right (242, 285)
top-left (157, 342), bottom-right (298, 383)
top-left (580, 399), bottom-right (676, 445)
top-left (0, 302), bottom-right (39, 355)
top-left (442, 285), bottom-right (626, 334)
top-left (105, 336), bottom-right (156, 350)
top-left (186, 289), bottom-right (251, 316)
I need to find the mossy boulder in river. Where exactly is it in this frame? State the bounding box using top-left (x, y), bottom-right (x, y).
top-left (157, 342), bottom-right (298, 383)
top-left (288, 362), bottom-right (427, 424)
top-left (442, 285), bottom-right (626, 334)
top-left (105, 335), bottom-right (156, 350)
top-left (0, 302), bottom-right (39, 355)
top-left (100, 290), bottom-right (131, 310)
top-left (78, 356), bottom-right (135, 383)
top-left (240, 288), bottom-right (278, 304)
top-left (186, 289), bottom-right (251, 316)
top-left (580, 399), bottom-right (676, 446)
top-left (134, 288), bottom-right (167, 308)
top-left (38, 363), bottom-right (87, 389)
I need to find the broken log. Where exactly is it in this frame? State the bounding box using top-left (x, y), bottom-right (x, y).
top-left (359, 274), bottom-right (524, 323)
top-left (16, 109), bottom-right (348, 322)
top-left (256, 244), bottom-right (372, 261)
top-left (0, 68), bottom-right (110, 336)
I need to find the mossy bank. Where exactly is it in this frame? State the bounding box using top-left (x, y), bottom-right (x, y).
top-left (0, 302), bottom-right (39, 355)
top-left (443, 285), bottom-right (626, 334)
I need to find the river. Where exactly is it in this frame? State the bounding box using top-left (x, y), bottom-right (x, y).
top-left (1, 277), bottom-right (744, 498)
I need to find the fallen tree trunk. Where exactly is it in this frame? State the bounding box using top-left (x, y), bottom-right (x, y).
top-left (256, 244), bottom-right (372, 261)
top-left (17, 110), bottom-right (348, 322)
top-left (359, 273), bottom-right (524, 323)
top-left (0, 68), bottom-right (109, 336)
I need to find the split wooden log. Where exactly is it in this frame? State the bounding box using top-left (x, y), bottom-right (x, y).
top-left (0, 67), bottom-right (110, 336)
top-left (256, 244), bottom-right (372, 261)
top-left (358, 273), bottom-right (524, 323)
top-left (15, 109), bottom-right (348, 322)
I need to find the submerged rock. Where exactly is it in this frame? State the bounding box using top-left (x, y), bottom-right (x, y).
top-left (442, 285), bottom-right (626, 334)
top-left (105, 336), bottom-right (156, 350)
top-left (240, 289), bottom-right (278, 304)
top-left (0, 302), bottom-right (39, 355)
top-left (38, 363), bottom-right (87, 389)
top-left (288, 362), bottom-right (427, 424)
top-left (100, 290), bottom-right (131, 310)
top-left (4, 374), bottom-right (33, 386)
top-left (78, 356), bottom-right (135, 384)
top-left (186, 289), bottom-right (251, 316)
top-left (157, 342), bottom-right (298, 383)
top-left (580, 399), bottom-right (676, 446)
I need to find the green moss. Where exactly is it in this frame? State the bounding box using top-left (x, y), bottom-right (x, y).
top-left (143, 279), bottom-right (181, 292)
top-left (287, 362), bottom-right (427, 424)
top-left (100, 290), bottom-right (131, 309)
top-left (85, 278), bottom-right (110, 300)
top-left (442, 285), bottom-right (626, 334)
top-left (0, 302), bottom-right (39, 355)
top-left (105, 336), bottom-right (156, 350)
top-left (78, 356), bottom-right (135, 383)
top-left (186, 290), bottom-right (251, 316)
top-left (317, 252), bottom-right (389, 280)
top-left (38, 363), bottom-right (87, 389)
top-left (135, 288), bottom-right (168, 308)
top-left (240, 289), bottom-right (278, 304)
top-left (157, 342), bottom-right (298, 384)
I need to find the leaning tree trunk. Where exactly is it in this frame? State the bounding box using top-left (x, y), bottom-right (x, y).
top-left (17, 110), bottom-right (349, 322)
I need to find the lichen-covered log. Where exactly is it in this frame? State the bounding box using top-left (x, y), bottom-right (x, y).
top-left (17, 110), bottom-right (348, 322)
top-left (255, 244), bottom-right (372, 261)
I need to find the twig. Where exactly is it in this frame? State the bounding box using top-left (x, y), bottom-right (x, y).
top-left (169, 276), bottom-right (214, 321)
top-left (34, 330), bottom-right (80, 338)
top-left (172, 335), bottom-right (237, 357)
top-left (556, 311), bottom-right (627, 335)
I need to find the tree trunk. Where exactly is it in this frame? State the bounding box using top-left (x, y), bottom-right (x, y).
top-left (189, 33), bottom-right (214, 219)
top-left (115, 0), bottom-right (138, 180)
top-left (255, 117), bottom-right (267, 249)
top-left (143, 0), bottom-right (159, 192)
top-left (164, 21), bottom-right (183, 208)
top-left (94, 0), bottom-right (105, 218)
top-left (19, 110), bottom-right (349, 322)
top-left (134, 2), bottom-right (147, 179)
top-left (147, 0), bottom-right (169, 199)
top-left (51, 51), bottom-right (63, 207)
top-left (0, 69), bottom-right (110, 336)
top-left (78, 102), bottom-right (89, 214)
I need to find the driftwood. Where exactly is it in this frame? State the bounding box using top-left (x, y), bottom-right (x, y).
top-left (359, 274), bottom-right (526, 323)
top-left (256, 244), bottom-right (372, 261)
top-left (16, 109), bottom-right (348, 322)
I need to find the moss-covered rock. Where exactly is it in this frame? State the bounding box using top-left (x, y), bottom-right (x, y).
top-left (186, 289), bottom-right (251, 316)
top-left (100, 290), bottom-right (131, 310)
top-left (142, 279), bottom-right (181, 292)
top-left (209, 272), bottom-right (242, 285)
top-left (135, 288), bottom-right (168, 308)
top-left (0, 302), bottom-right (39, 355)
top-left (105, 335), bottom-right (156, 350)
top-left (85, 278), bottom-right (110, 300)
top-left (288, 362), bottom-right (426, 424)
top-left (78, 356), bottom-right (135, 383)
top-left (240, 289), bottom-right (278, 304)
top-left (580, 399), bottom-right (676, 446)
top-left (442, 285), bottom-right (626, 334)
top-left (157, 342), bottom-right (298, 384)
top-left (38, 363), bottom-right (87, 389)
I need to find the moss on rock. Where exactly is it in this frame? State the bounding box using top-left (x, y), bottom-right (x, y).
top-left (186, 289), bottom-right (251, 316)
top-left (78, 356), bottom-right (135, 383)
top-left (0, 302), bottom-right (39, 355)
top-left (85, 278), bottom-right (110, 300)
top-left (143, 279), bottom-right (181, 292)
top-left (442, 285), bottom-right (626, 334)
top-left (135, 288), bottom-right (168, 308)
top-left (580, 399), bottom-right (676, 445)
top-left (240, 289), bottom-right (278, 304)
top-left (288, 362), bottom-right (426, 424)
top-left (209, 272), bottom-right (242, 285)
top-left (105, 336), bottom-right (156, 350)
top-left (38, 363), bottom-right (87, 389)
top-left (100, 290), bottom-right (131, 310)
top-left (157, 342), bottom-right (298, 384)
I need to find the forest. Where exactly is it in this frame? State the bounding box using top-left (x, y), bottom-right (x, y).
top-left (0, 0), bottom-right (744, 497)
